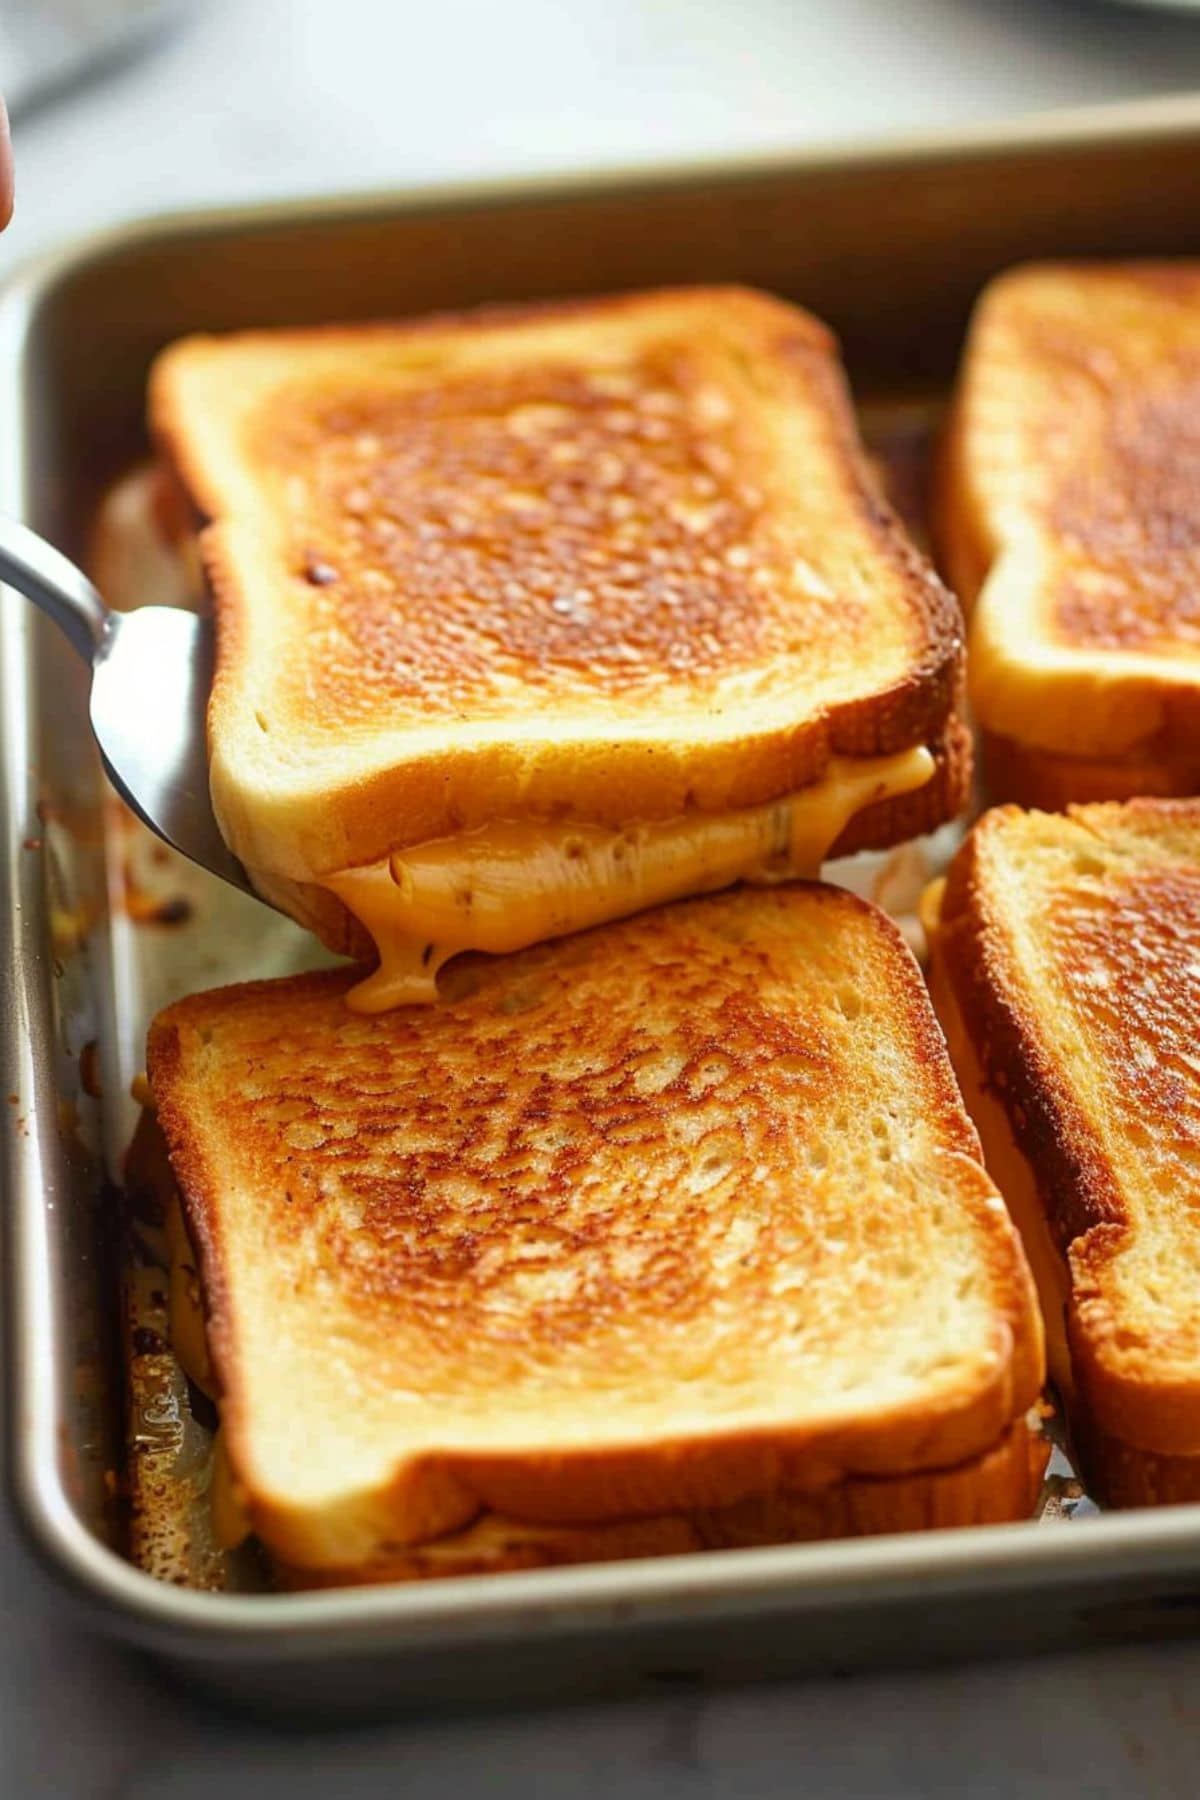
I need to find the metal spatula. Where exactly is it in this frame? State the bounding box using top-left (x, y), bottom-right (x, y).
top-left (0, 514), bottom-right (258, 897)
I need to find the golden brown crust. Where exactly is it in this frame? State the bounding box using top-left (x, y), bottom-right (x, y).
top-left (151, 287), bottom-right (964, 877)
top-left (1071, 1415), bottom-right (1200, 1509)
top-left (938, 799), bottom-right (1200, 1465)
top-left (939, 261), bottom-right (1200, 650)
top-left (147, 883), bottom-right (1040, 1570)
top-left (981, 731), bottom-right (1200, 811)
top-left (929, 389), bottom-right (986, 616)
top-left (831, 711), bottom-right (971, 860)
top-left (1038, 280), bottom-right (1200, 660)
top-left (270, 1420), bottom-right (1048, 1588)
top-left (935, 262), bottom-right (1200, 763)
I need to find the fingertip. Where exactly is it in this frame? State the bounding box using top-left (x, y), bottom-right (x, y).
top-left (0, 97), bottom-right (11, 231)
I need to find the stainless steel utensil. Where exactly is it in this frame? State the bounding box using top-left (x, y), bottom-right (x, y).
top-left (0, 514), bottom-right (255, 895)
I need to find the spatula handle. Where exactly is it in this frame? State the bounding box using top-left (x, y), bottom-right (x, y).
top-left (0, 514), bottom-right (108, 663)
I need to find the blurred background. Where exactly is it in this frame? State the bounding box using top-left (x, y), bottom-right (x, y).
top-left (6, 0), bottom-right (1200, 268)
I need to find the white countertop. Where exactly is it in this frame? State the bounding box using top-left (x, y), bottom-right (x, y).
top-left (11, 0), bottom-right (1200, 265)
top-left (7, 0), bottom-right (1200, 1791)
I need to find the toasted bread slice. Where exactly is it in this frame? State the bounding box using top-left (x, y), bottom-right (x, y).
top-left (146, 883), bottom-right (1041, 1581)
top-left (929, 799), bottom-right (1200, 1503)
top-left (936, 263), bottom-right (1200, 800)
top-left (150, 288), bottom-right (966, 1004)
top-left (267, 1420), bottom-right (1047, 1587)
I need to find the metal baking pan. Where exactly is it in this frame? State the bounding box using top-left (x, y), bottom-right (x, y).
top-left (9, 97), bottom-right (1200, 1718)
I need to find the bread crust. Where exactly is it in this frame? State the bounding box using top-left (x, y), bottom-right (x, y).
top-left (151, 287), bottom-right (964, 882)
top-left (243, 709), bottom-right (973, 962)
top-left (147, 883), bottom-right (1041, 1572)
top-left (981, 730), bottom-right (1200, 811)
top-left (935, 262), bottom-right (1200, 765)
top-left (937, 799), bottom-right (1200, 1467)
top-left (1071, 1415), bottom-right (1200, 1509)
top-left (270, 1419), bottom-right (1048, 1588)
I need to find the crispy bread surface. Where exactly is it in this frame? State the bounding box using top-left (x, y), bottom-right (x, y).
top-left (934, 799), bottom-right (1200, 1496)
top-left (937, 262), bottom-right (1200, 770)
top-left (151, 287), bottom-right (963, 885)
top-left (147, 883), bottom-right (1040, 1574)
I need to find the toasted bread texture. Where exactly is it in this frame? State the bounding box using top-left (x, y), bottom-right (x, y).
top-left (150, 287), bottom-right (964, 893)
top-left (147, 883), bottom-right (1041, 1576)
top-left (932, 799), bottom-right (1200, 1502)
top-left (269, 1420), bottom-right (1047, 1587)
top-left (936, 262), bottom-right (1200, 784)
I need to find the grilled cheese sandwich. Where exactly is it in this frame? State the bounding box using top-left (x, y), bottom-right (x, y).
top-left (325, 744), bottom-right (933, 1010)
top-left (149, 287), bottom-right (969, 1002)
top-left (936, 262), bottom-right (1200, 807)
top-left (141, 883), bottom-right (1044, 1586)
top-left (929, 799), bottom-right (1200, 1506)
top-left (923, 887), bottom-right (1073, 1395)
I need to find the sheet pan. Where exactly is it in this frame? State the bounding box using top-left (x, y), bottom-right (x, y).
top-left (6, 97), bottom-right (1200, 1714)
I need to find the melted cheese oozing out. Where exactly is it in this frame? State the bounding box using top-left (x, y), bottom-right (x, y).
top-left (324, 746), bottom-right (935, 1013)
top-left (926, 919), bottom-right (1073, 1392)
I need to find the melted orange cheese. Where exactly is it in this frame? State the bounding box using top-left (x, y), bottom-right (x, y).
top-left (326, 746), bottom-right (935, 1013)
